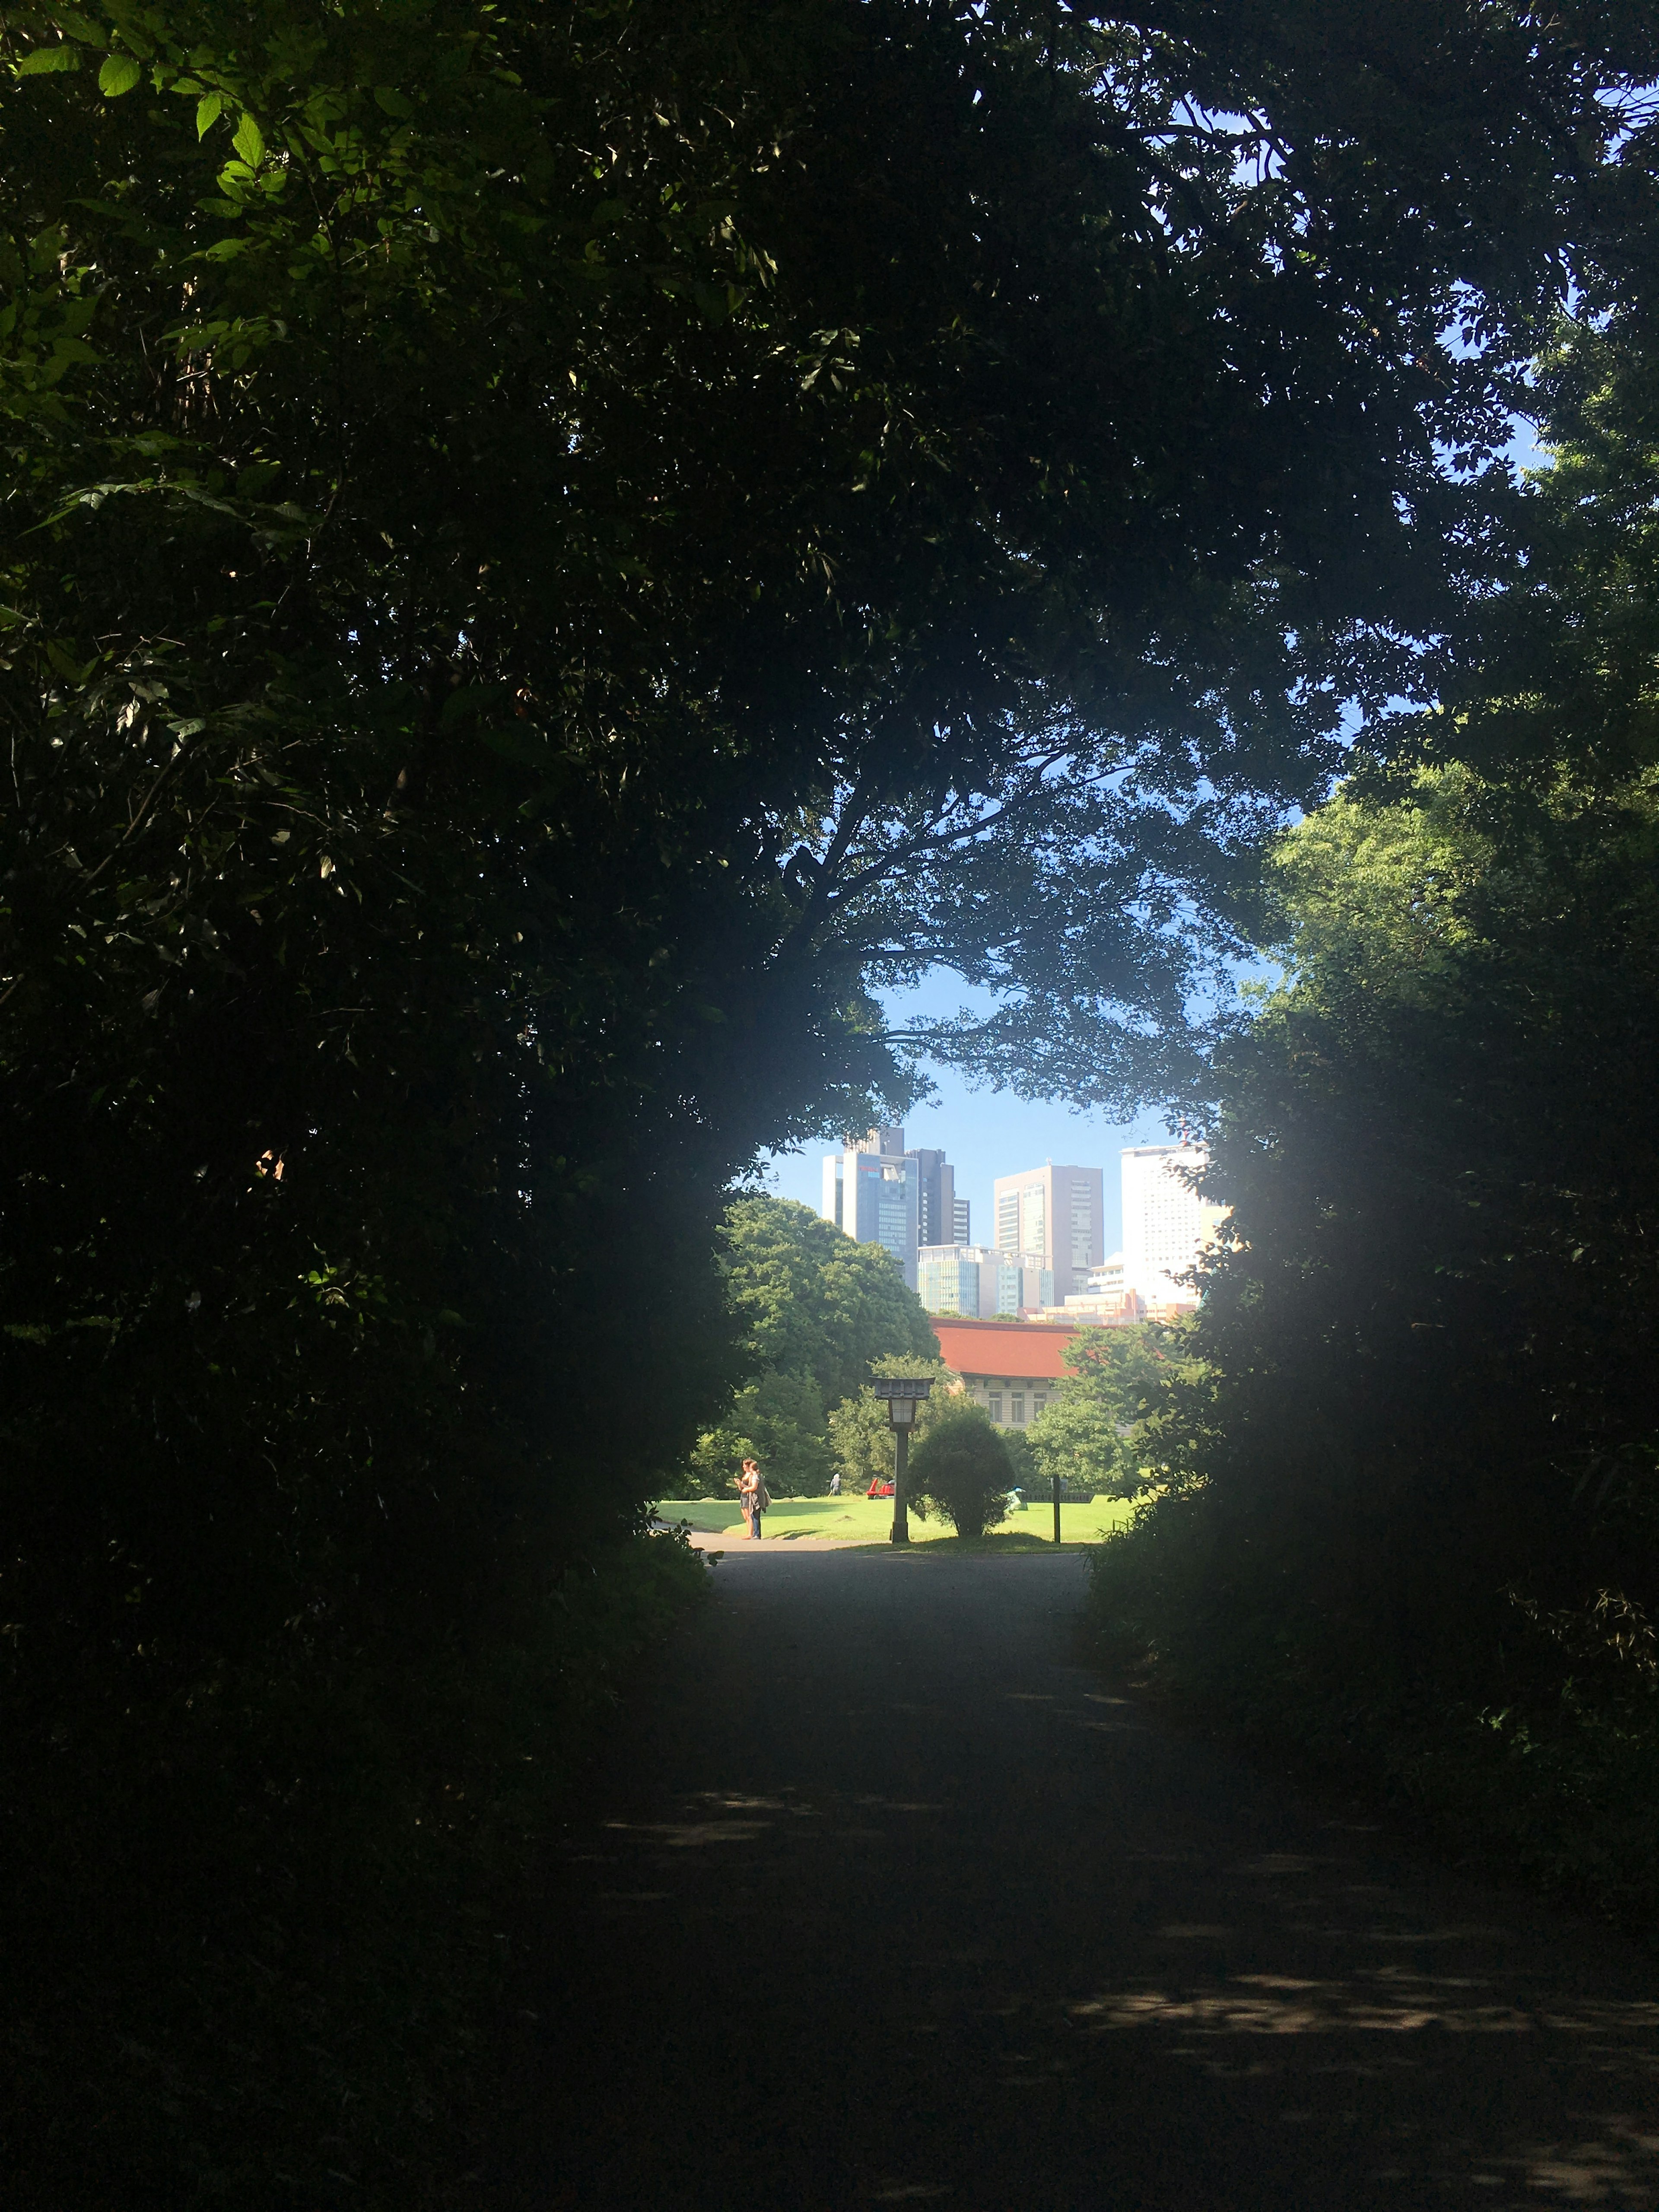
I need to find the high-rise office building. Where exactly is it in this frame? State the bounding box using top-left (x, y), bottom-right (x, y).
top-left (917, 1246), bottom-right (1053, 1319)
top-left (990, 1162), bottom-right (1105, 1303)
top-left (1119, 1144), bottom-right (1226, 1308)
top-left (908, 1147), bottom-right (959, 1252)
top-left (822, 1127), bottom-right (918, 1287)
top-left (822, 1127), bottom-right (977, 1293)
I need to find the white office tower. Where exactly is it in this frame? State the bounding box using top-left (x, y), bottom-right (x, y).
top-left (1120, 1144), bottom-right (1225, 1309)
top-left (991, 1162), bottom-right (1104, 1303)
top-left (821, 1127), bottom-right (919, 1289)
top-left (917, 1246), bottom-right (1054, 1319)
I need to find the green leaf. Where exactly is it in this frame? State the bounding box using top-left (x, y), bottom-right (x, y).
top-left (372, 86), bottom-right (414, 117)
top-left (232, 111), bottom-right (265, 166)
top-left (196, 91), bottom-right (224, 137)
top-left (16, 46), bottom-right (83, 75)
top-left (51, 9), bottom-right (106, 43)
top-left (97, 53), bottom-right (142, 96)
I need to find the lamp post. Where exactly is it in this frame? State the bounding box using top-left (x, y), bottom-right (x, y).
top-left (870, 1377), bottom-right (934, 1546)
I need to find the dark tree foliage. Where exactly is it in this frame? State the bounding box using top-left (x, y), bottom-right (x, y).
top-left (1114, 763), bottom-right (1659, 1703)
top-left (1, 0), bottom-right (1653, 1678)
top-left (1083, 183), bottom-right (1659, 1915)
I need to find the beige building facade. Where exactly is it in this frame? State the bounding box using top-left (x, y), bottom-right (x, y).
top-left (991, 1162), bottom-right (1105, 1304)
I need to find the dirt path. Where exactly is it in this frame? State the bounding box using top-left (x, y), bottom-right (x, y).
top-left (513, 1551), bottom-right (1659, 2209)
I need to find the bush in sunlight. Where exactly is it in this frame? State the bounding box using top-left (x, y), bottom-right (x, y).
top-left (907, 1406), bottom-right (1014, 1540)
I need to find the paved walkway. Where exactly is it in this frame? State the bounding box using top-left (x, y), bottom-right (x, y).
top-left (516, 1551), bottom-right (1659, 2209)
top-left (683, 1527), bottom-right (877, 1551)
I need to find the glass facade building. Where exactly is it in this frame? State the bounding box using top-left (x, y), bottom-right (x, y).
top-left (916, 1245), bottom-right (1052, 1318)
top-left (822, 1127), bottom-right (920, 1289)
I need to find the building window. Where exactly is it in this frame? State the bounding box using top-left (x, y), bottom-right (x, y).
top-left (988, 1393), bottom-right (1002, 1424)
top-left (1011, 1392), bottom-right (1026, 1424)
top-left (1033, 1395), bottom-right (1046, 1418)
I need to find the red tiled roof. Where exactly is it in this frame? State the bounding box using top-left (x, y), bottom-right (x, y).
top-left (930, 1317), bottom-right (1077, 1381)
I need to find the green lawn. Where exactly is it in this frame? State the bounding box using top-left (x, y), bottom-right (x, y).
top-left (656, 1492), bottom-right (1136, 1547)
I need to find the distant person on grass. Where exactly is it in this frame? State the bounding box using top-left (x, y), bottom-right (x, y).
top-left (738, 1458), bottom-right (769, 1540)
top-left (829, 1469), bottom-right (841, 1497)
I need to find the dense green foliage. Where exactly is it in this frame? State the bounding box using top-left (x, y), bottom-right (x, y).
top-left (6, 0), bottom-right (1655, 1674)
top-left (1025, 1322), bottom-right (1186, 1496)
top-left (3, 0), bottom-right (1651, 1653)
top-left (685, 1195), bottom-right (937, 1494)
top-left (1090, 750), bottom-right (1659, 1921)
top-left (827, 1354), bottom-right (959, 1495)
top-left (906, 1402), bottom-right (1015, 1540)
top-left (1085, 188), bottom-right (1659, 1926)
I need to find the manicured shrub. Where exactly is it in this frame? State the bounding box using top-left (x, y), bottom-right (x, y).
top-left (907, 1406), bottom-right (1014, 1540)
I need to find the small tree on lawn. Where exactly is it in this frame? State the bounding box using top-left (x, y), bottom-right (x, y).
top-left (1026, 1323), bottom-right (1190, 1498)
top-left (906, 1405), bottom-right (1014, 1540)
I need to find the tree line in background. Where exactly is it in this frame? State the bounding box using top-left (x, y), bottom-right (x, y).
top-left (5, 0), bottom-right (1659, 2198)
top-left (683, 1195), bottom-right (938, 1494)
top-left (682, 1195), bottom-right (1020, 1540)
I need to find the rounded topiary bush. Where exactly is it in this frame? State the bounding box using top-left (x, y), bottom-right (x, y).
top-left (906, 1405), bottom-right (1014, 1540)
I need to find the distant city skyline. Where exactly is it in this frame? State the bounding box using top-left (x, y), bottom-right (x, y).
top-left (765, 1087), bottom-right (1170, 1259)
top-left (764, 978), bottom-right (1184, 1255)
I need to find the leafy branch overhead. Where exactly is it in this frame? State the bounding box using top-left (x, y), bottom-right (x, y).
top-left (5, 0), bottom-right (1656, 1122)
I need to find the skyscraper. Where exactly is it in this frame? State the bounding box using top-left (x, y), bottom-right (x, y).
top-left (990, 1162), bottom-right (1104, 1303)
top-left (820, 1127), bottom-right (922, 1289)
top-left (821, 1128), bottom-right (968, 1293)
top-left (908, 1147), bottom-right (959, 1252)
top-left (1119, 1143), bottom-right (1226, 1308)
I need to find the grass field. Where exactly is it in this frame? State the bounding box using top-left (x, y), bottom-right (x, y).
top-left (655, 1492), bottom-right (1136, 1548)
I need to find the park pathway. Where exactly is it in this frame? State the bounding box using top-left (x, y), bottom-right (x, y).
top-left (515, 1551), bottom-right (1659, 2210)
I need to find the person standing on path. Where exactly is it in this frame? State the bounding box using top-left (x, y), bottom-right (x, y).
top-left (737, 1458), bottom-right (769, 1540)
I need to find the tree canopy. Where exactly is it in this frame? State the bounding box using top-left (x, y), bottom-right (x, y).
top-left (685, 1196), bottom-right (937, 1494)
top-left (720, 1195), bottom-right (938, 1413)
top-left (1025, 1322), bottom-right (1185, 1497)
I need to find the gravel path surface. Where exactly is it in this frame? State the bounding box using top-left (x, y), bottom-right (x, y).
top-left (516, 1550), bottom-right (1659, 2210)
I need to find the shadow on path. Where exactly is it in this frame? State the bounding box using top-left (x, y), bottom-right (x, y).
top-left (512, 1553), bottom-right (1659, 2210)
